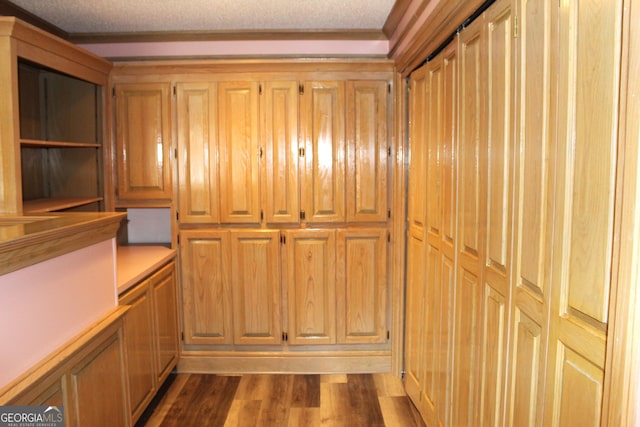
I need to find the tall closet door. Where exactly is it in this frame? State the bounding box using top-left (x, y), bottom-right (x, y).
top-left (218, 81), bottom-right (261, 224)
top-left (544, 0), bottom-right (624, 425)
top-left (507, 0), bottom-right (556, 425)
top-left (452, 14), bottom-right (487, 427)
top-left (479, 0), bottom-right (515, 425)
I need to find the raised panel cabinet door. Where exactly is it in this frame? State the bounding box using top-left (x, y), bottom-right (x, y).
top-left (119, 281), bottom-right (156, 423)
top-left (408, 67), bottom-right (428, 231)
top-left (507, 0), bottom-right (555, 424)
top-left (69, 323), bottom-right (129, 427)
top-left (346, 80), bottom-right (389, 223)
top-left (218, 81), bottom-right (261, 224)
top-left (544, 0), bottom-right (623, 425)
top-left (150, 262), bottom-right (179, 385)
top-left (336, 228), bottom-right (388, 344)
top-left (230, 230), bottom-right (282, 345)
top-left (301, 81), bottom-right (346, 223)
top-left (285, 229), bottom-right (336, 345)
top-left (176, 82), bottom-right (219, 224)
top-left (180, 230), bottom-right (233, 345)
top-left (115, 82), bottom-right (172, 201)
top-left (262, 80), bottom-right (300, 224)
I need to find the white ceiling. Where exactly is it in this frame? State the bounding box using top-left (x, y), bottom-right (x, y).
top-left (8, 0), bottom-right (396, 34)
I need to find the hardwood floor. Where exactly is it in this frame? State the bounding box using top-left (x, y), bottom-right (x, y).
top-left (139, 373), bottom-right (425, 426)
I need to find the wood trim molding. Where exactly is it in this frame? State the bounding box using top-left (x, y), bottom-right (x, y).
top-left (0, 212), bottom-right (126, 276)
top-left (0, 0), bottom-right (67, 40)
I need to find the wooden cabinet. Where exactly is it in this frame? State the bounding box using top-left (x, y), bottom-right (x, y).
top-left (0, 308), bottom-right (130, 427)
top-left (180, 230), bottom-right (233, 345)
top-left (218, 81), bottom-right (261, 224)
top-left (231, 230), bottom-right (282, 345)
top-left (336, 228), bottom-right (388, 344)
top-left (176, 82), bottom-right (219, 224)
top-left (0, 18), bottom-right (111, 215)
top-left (300, 81), bottom-right (346, 223)
top-left (346, 80), bottom-right (390, 223)
top-left (119, 261), bottom-right (179, 425)
top-left (262, 80), bottom-right (300, 224)
top-left (115, 82), bottom-right (173, 202)
top-left (285, 229), bottom-right (337, 345)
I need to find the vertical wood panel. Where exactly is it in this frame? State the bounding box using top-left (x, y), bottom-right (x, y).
top-left (407, 69), bottom-right (427, 231)
top-left (263, 80), bottom-right (299, 224)
top-left (346, 80), bottom-right (388, 222)
top-left (442, 45), bottom-right (458, 249)
top-left (302, 81), bottom-right (346, 223)
top-left (336, 228), bottom-right (387, 344)
top-left (509, 309), bottom-right (541, 427)
top-left (565, 0), bottom-right (620, 323)
top-left (115, 82), bottom-right (172, 201)
top-left (176, 82), bottom-right (219, 224)
top-left (426, 62), bottom-right (442, 237)
top-left (231, 230), bottom-right (281, 345)
top-left (180, 230), bottom-right (232, 345)
top-left (286, 229), bottom-right (336, 345)
top-left (218, 81), bottom-right (260, 224)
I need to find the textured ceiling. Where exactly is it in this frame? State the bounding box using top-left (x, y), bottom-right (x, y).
top-left (8, 0), bottom-right (396, 34)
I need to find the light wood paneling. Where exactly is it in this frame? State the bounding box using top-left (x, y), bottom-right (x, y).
top-left (152, 263), bottom-right (180, 384)
top-left (345, 80), bottom-right (389, 223)
top-left (404, 227), bottom-right (425, 406)
top-left (218, 81), bottom-right (261, 224)
top-left (231, 230), bottom-right (282, 345)
top-left (285, 229), bottom-right (336, 345)
top-left (301, 81), bottom-right (346, 223)
top-left (262, 80), bottom-right (300, 224)
top-left (176, 82), bottom-right (219, 224)
top-left (115, 82), bottom-right (172, 201)
top-left (453, 13), bottom-right (486, 426)
top-left (545, 0), bottom-right (623, 424)
top-left (407, 68), bottom-right (427, 231)
top-left (336, 228), bottom-right (388, 344)
top-left (180, 230), bottom-right (233, 345)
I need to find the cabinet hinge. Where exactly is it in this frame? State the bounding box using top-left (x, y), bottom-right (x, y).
top-left (282, 332), bottom-right (288, 342)
top-left (387, 209), bottom-right (391, 219)
top-left (299, 147), bottom-right (305, 157)
top-left (176, 211), bottom-right (179, 221)
top-left (387, 146), bottom-right (391, 157)
top-left (388, 83), bottom-right (391, 93)
top-left (387, 232), bottom-right (391, 243)
top-left (112, 87), bottom-right (116, 97)
top-left (181, 331), bottom-right (184, 341)
top-left (260, 210), bottom-right (264, 221)
top-left (299, 84), bottom-right (304, 95)
top-left (280, 235), bottom-right (286, 244)
top-left (513, 15), bottom-right (519, 38)
top-left (174, 148), bottom-right (178, 159)
top-left (387, 330), bottom-right (390, 340)
top-left (173, 85), bottom-right (177, 95)
top-left (300, 210), bottom-right (306, 221)
top-left (259, 84), bottom-right (262, 95)
top-left (259, 147), bottom-right (264, 159)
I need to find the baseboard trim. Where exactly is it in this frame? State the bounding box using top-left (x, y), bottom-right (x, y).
top-left (177, 351), bottom-right (392, 374)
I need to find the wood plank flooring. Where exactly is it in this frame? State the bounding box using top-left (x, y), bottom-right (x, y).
top-left (139, 373), bottom-right (425, 426)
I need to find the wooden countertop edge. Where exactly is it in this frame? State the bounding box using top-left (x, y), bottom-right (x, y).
top-left (0, 213), bottom-right (126, 276)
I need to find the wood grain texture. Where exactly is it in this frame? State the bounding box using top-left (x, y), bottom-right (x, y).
top-left (142, 374), bottom-right (424, 427)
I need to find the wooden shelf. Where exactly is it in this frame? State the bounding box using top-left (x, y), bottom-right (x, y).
top-left (20, 139), bottom-right (101, 148)
top-left (23, 197), bottom-right (104, 213)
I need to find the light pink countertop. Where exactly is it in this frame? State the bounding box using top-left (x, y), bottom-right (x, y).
top-left (116, 245), bottom-right (176, 295)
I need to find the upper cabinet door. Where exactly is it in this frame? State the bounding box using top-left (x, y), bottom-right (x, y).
top-left (262, 80), bottom-right (300, 224)
top-left (115, 82), bottom-right (172, 201)
top-left (301, 81), bottom-right (346, 223)
top-left (346, 80), bottom-right (389, 223)
top-left (218, 81), bottom-right (261, 224)
top-left (176, 82), bottom-right (219, 224)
